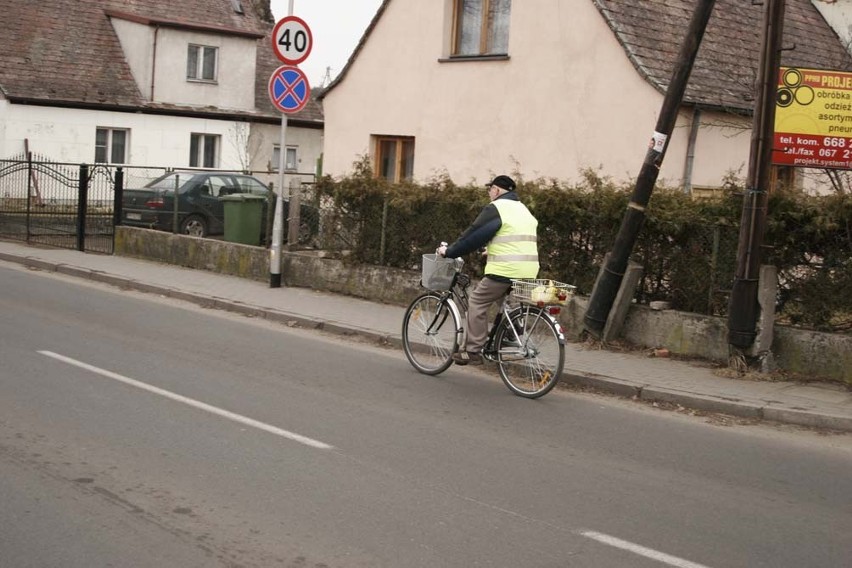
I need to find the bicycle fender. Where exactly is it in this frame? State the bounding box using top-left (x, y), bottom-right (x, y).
top-left (446, 298), bottom-right (465, 339)
top-left (543, 312), bottom-right (566, 344)
top-left (508, 306), bottom-right (566, 344)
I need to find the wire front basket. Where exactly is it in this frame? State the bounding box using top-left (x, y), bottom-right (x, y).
top-left (421, 254), bottom-right (462, 290)
top-left (511, 279), bottom-right (576, 306)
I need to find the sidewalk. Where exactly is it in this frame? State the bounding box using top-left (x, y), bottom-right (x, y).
top-left (2, 239), bottom-right (851, 432)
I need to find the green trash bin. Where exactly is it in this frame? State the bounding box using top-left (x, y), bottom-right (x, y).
top-left (220, 194), bottom-right (265, 246)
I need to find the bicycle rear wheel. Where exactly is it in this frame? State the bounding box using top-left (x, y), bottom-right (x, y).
top-left (495, 307), bottom-right (564, 398)
top-left (402, 292), bottom-right (461, 375)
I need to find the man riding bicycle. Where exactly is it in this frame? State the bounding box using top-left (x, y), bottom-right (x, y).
top-left (437, 175), bottom-right (539, 366)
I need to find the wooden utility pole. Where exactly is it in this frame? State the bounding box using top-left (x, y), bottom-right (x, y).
top-left (583, 0), bottom-right (717, 337)
top-left (727, 0), bottom-right (786, 351)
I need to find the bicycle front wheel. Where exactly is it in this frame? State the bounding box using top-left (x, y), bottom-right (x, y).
top-left (402, 292), bottom-right (461, 375)
top-left (495, 307), bottom-right (564, 398)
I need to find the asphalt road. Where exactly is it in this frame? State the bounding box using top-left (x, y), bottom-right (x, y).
top-left (1, 263), bottom-right (851, 568)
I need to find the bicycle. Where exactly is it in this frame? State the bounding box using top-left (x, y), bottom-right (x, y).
top-left (402, 253), bottom-right (575, 399)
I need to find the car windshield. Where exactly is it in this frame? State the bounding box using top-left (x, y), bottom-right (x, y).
top-left (145, 173), bottom-right (200, 192)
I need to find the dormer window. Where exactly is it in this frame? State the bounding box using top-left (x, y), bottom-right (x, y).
top-left (187, 44), bottom-right (218, 82)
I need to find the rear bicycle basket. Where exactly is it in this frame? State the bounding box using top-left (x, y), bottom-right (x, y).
top-left (511, 279), bottom-right (576, 306)
top-left (421, 253), bottom-right (460, 291)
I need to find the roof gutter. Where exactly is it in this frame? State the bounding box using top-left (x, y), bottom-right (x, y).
top-left (151, 25), bottom-right (160, 101)
top-left (682, 106), bottom-right (702, 193)
top-left (3, 96), bottom-right (322, 127)
top-left (104, 9), bottom-right (265, 39)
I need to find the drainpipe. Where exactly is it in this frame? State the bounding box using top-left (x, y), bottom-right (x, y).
top-left (150, 25), bottom-right (160, 101)
top-left (682, 107), bottom-right (701, 194)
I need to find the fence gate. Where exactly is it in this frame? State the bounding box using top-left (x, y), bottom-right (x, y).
top-left (0, 154), bottom-right (123, 254)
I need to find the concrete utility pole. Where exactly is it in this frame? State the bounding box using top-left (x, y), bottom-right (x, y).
top-left (727, 0), bottom-right (786, 351)
top-left (583, 0), bottom-right (717, 338)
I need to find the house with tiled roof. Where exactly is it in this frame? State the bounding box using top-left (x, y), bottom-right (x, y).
top-left (0, 0), bottom-right (322, 186)
top-left (320, 0), bottom-right (852, 191)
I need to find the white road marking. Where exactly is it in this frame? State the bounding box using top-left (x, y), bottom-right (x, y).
top-left (38, 350), bottom-right (334, 450)
top-left (579, 530), bottom-right (712, 568)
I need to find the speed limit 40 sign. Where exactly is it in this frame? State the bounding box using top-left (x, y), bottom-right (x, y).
top-left (272, 16), bottom-right (313, 65)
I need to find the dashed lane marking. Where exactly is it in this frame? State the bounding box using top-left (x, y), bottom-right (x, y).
top-left (38, 350), bottom-right (334, 451)
top-left (579, 530), bottom-right (712, 568)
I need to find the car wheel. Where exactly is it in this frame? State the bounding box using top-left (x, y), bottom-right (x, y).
top-left (180, 215), bottom-right (208, 237)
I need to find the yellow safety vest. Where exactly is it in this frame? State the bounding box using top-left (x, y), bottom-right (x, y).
top-left (485, 199), bottom-right (539, 278)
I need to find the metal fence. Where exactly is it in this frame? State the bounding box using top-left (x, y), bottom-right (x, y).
top-left (0, 154), bottom-right (119, 254)
top-left (0, 157), bottom-right (321, 253)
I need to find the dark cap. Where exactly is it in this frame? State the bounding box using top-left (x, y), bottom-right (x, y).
top-left (485, 175), bottom-right (516, 192)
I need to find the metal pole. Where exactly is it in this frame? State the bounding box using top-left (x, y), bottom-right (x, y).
top-left (269, 0), bottom-right (295, 288)
top-left (26, 151), bottom-right (32, 243)
top-left (76, 164), bottom-right (89, 252)
top-left (113, 167), bottom-right (124, 228)
top-left (172, 174), bottom-right (180, 234)
top-left (584, 0), bottom-right (717, 337)
top-left (727, 0), bottom-right (786, 349)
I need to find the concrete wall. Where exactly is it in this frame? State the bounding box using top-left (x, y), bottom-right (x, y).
top-left (115, 226), bottom-right (422, 305)
top-left (115, 226), bottom-right (852, 385)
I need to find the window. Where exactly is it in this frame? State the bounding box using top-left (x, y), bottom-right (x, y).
top-left (95, 128), bottom-right (128, 164)
top-left (235, 175), bottom-right (269, 196)
top-left (271, 145), bottom-right (298, 172)
top-left (453, 0), bottom-right (511, 56)
top-left (375, 137), bottom-right (415, 182)
top-left (189, 134), bottom-right (220, 168)
top-left (187, 44), bottom-right (218, 81)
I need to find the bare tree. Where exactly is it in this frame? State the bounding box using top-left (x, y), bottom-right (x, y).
top-left (228, 122), bottom-right (265, 172)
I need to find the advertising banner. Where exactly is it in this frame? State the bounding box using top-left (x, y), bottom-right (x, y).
top-left (773, 67), bottom-right (852, 170)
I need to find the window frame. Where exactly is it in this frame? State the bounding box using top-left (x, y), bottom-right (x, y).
top-left (271, 144), bottom-right (299, 172)
top-left (186, 44), bottom-right (219, 82)
top-left (94, 127), bottom-right (129, 164)
top-left (374, 136), bottom-right (415, 183)
top-left (189, 133), bottom-right (221, 168)
top-left (451, 0), bottom-right (511, 57)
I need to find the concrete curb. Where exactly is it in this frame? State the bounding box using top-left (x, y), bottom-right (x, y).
top-left (4, 252), bottom-right (851, 433)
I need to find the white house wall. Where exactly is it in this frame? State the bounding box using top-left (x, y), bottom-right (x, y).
top-left (109, 18), bottom-right (259, 111)
top-left (110, 18), bottom-right (155, 101)
top-left (322, 0), bottom-right (757, 189)
top-left (2, 103), bottom-right (243, 168)
top-left (0, 98), bottom-right (8, 158)
top-left (248, 122), bottom-right (324, 188)
top-left (152, 29), bottom-right (257, 111)
top-left (811, 0), bottom-right (852, 50)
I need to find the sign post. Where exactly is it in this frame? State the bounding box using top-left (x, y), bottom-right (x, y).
top-left (268, 3), bottom-right (312, 288)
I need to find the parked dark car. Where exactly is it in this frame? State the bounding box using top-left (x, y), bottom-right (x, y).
top-left (121, 171), bottom-right (317, 243)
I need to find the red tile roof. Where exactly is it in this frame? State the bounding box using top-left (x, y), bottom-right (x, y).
top-left (0, 0), bottom-right (321, 123)
top-left (593, 0), bottom-right (852, 112)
